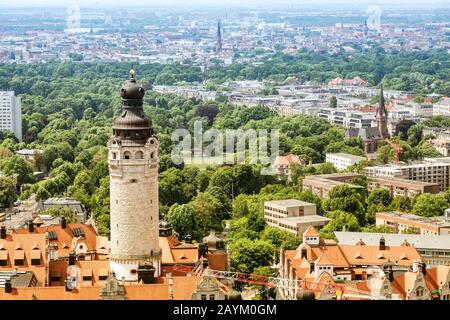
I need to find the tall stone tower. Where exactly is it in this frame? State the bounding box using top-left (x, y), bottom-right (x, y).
top-left (376, 85), bottom-right (389, 139)
top-left (107, 68), bottom-right (161, 282)
top-left (216, 19), bottom-right (223, 52)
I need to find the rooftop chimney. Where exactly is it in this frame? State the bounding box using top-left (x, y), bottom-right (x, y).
top-left (68, 252), bottom-right (76, 265)
top-left (301, 247), bottom-right (307, 259)
top-left (421, 262), bottom-right (427, 275)
top-left (379, 236), bottom-right (386, 251)
top-left (4, 279), bottom-right (12, 293)
top-left (0, 225), bottom-right (6, 239)
top-left (28, 220), bottom-right (34, 233)
top-left (137, 263), bottom-right (155, 284)
top-left (198, 243), bottom-right (208, 259)
top-left (387, 267), bottom-right (394, 282)
top-left (61, 217), bottom-right (67, 229)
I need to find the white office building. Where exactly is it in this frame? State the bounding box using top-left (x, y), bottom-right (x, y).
top-left (0, 91), bottom-right (22, 141)
top-left (264, 199), bottom-right (330, 236)
top-left (325, 153), bottom-right (367, 171)
top-left (317, 108), bottom-right (374, 128)
top-left (365, 157), bottom-right (450, 191)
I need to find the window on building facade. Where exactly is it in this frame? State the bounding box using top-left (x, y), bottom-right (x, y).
top-left (31, 259), bottom-right (40, 266)
top-left (14, 259), bottom-right (24, 266)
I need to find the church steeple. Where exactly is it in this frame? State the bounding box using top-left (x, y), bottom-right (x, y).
top-left (216, 19), bottom-right (223, 52)
top-left (376, 84), bottom-right (389, 138)
top-left (378, 84), bottom-right (387, 117)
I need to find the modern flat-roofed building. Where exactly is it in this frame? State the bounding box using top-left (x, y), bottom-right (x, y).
top-left (264, 199), bottom-right (330, 236)
top-left (325, 153), bottom-right (366, 171)
top-left (433, 98), bottom-right (450, 116)
top-left (302, 173), bottom-right (364, 198)
top-left (0, 91), bottom-right (21, 141)
top-left (335, 231), bottom-right (450, 267)
top-left (367, 177), bottom-right (440, 197)
top-left (317, 108), bottom-right (374, 128)
top-left (376, 211), bottom-right (450, 236)
top-left (365, 157), bottom-right (450, 192)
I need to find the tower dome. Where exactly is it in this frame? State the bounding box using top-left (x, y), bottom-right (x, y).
top-left (120, 78), bottom-right (145, 100)
top-left (112, 68), bottom-right (153, 141)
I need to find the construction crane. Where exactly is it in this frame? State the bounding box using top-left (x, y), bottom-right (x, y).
top-left (386, 139), bottom-right (403, 164)
top-left (172, 265), bottom-right (387, 300)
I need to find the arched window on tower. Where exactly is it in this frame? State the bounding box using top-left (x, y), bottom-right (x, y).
top-left (135, 151), bottom-right (144, 159)
top-left (123, 151), bottom-right (131, 160)
top-left (150, 152), bottom-right (155, 159)
top-left (112, 152), bottom-right (117, 160)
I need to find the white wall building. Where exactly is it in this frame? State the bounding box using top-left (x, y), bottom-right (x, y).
top-left (365, 157), bottom-right (450, 191)
top-left (325, 153), bottom-right (367, 171)
top-left (317, 108), bottom-right (374, 128)
top-left (404, 102), bottom-right (434, 117)
top-left (0, 91), bottom-right (22, 141)
top-left (433, 98), bottom-right (450, 116)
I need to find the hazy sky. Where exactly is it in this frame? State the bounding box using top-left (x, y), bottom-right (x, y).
top-left (1, 0), bottom-right (449, 9)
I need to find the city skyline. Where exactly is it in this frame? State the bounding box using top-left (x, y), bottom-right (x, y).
top-left (2, 0), bottom-right (450, 9)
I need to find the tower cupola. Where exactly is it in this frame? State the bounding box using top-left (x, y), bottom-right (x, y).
top-left (112, 67), bottom-right (153, 141)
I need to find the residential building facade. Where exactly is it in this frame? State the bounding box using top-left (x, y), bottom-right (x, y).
top-left (325, 153), bottom-right (366, 171)
top-left (365, 157), bottom-right (450, 192)
top-left (0, 91), bottom-right (21, 141)
top-left (376, 211), bottom-right (450, 236)
top-left (302, 173), bottom-right (364, 199)
top-left (367, 177), bottom-right (440, 197)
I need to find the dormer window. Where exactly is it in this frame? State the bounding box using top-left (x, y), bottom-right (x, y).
top-left (14, 248), bottom-right (24, 265)
top-left (0, 249), bottom-right (8, 266)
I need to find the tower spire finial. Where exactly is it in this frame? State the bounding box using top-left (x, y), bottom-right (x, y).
top-left (129, 65), bottom-right (136, 80)
top-left (379, 83), bottom-right (385, 114)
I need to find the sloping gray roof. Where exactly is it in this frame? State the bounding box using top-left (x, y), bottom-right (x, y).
top-left (335, 232), bottom-right (450, 251)
top-left (0, 271), bottom-right (35, 288)
top-left (37, 198), bottom-right (86, 214)
top-left (346, 127), bottom-right (382, 141)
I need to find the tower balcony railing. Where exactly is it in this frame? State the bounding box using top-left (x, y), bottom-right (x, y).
top-left (108, 158), bottom-right (158, 165)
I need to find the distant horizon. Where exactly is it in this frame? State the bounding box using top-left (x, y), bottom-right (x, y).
top-left (1, 0), bottom-right (450, 10)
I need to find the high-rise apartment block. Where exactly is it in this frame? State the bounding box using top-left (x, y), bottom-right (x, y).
top-left (0, 91), bottom-right (22, 141)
